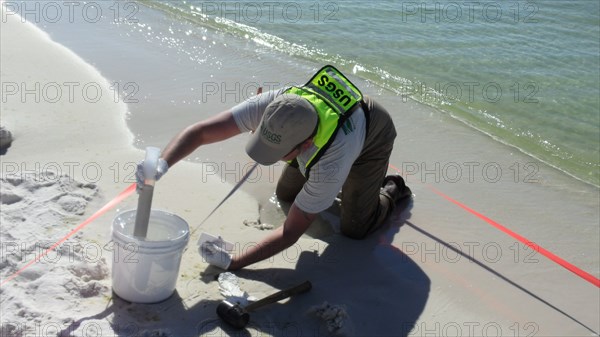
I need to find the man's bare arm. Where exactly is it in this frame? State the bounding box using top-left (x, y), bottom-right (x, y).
top-left (228, 202), bottom-right (316, 270)
top-left (161, 110), bottom-right (241, 167)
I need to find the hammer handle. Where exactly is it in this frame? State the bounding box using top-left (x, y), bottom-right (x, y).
top-left (245, 281), bottom-right (312, 312)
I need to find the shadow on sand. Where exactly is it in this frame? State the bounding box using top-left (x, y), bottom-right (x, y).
top-left (60, 199), bottom-right (430, 336)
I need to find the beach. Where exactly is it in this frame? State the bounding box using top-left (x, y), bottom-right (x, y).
top-left (1, 1), bottom-right (599, 336)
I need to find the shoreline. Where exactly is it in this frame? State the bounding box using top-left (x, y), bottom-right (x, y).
top-left (1, 2), bottom-right (599, 336)
top-left (1, 8), bottom-right (261, 336)
top-left (141, 0), bottom-right (600, 189)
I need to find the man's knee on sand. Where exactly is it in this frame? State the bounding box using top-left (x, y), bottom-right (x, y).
top-left (275, 183), bottom-right (300, 203)
top-left (339, 193), bottom-right (395, 240)
top-left (276, 164), bottom-right (306, 202)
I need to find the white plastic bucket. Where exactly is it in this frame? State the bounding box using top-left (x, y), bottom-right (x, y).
top-left (111, 209), bottom-right (189, 303)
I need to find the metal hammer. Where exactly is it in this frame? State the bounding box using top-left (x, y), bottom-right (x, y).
top-left (217, 280), bottom-right (312, 329)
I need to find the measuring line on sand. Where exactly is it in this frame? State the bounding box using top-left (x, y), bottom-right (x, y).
top-left (1, 164), bottom-right (259, 287)
top-left (3, 164), bottom-right (598, 289)
top-left (1, 183), bottom-right (137, 287)
top-left (388, 163), bottom-right (600, 288)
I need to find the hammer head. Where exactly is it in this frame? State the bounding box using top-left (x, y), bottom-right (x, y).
top-left (217, 300), bottom-right (250, 329)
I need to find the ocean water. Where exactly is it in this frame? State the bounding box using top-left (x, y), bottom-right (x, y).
top-left (139, 0), bottom-right (600, 187)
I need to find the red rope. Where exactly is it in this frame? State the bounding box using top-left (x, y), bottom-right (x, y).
top-left (1, 183), bottom-right (136, 287)
top-left (388, 163), bottom-right (599, 288)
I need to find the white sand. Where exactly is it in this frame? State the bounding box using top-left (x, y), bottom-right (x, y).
top-left (1, 3), bottom-right (599, 337)
top-left (0, 8), bottom-right (256, 336)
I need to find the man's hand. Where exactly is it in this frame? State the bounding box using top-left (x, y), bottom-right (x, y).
top-left (135, 158), bottom-right (168, 192)
top-left (199, 236), bottom-right (233, 270)
top-left (227, 203), bottom-right (316, 270)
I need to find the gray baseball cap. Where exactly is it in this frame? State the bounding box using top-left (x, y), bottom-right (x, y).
top-left (246, 94), bottom-right (318, 165)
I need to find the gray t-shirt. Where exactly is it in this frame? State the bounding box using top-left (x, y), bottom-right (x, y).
top-left (231, 89), bottom-right (366, 213)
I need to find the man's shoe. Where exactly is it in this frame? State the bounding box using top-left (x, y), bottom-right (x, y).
top-left (382, 175), bottom-right (412, 203)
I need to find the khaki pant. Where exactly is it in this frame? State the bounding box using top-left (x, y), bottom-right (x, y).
top-left (276, 96), bottom-right (397, 239)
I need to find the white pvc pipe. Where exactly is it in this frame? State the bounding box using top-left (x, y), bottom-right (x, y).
top-left (134, 146), bottom-right (161, 238)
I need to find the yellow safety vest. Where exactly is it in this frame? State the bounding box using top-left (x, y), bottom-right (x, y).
top-left (285, 65), bottom-right (364, 176)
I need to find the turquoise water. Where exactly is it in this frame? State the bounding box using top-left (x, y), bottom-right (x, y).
top-left (145, 0), bottom-right (599, 186)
